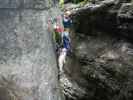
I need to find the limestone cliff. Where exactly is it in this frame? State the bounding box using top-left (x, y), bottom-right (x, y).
top-left (0, 0), bottom-right (63, 100)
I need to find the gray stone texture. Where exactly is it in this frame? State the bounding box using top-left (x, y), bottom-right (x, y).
top-left (0, 0), bottom-right (55, 9)
top-left (0, 0), bottom-right (63, 100)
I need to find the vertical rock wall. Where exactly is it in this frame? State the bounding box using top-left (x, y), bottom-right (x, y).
top-left (0, 0), bottom-right (63, 100)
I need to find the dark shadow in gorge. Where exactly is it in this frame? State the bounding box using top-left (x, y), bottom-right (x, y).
top-left (73, 6), bottom-right (133, 42)
top-left (62, 2), bottom-right (133, 100)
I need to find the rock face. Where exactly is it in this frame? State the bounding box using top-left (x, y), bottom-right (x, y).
top-left (0, 0), bottom-right (63, 100)
top-left (73, 32), bottom-right (133, 100)
top-left (0, 0), bottom-right (57, 9)
top-left (61, 0), bottom-right (133, 100)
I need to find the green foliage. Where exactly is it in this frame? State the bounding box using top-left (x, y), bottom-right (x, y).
top-left (59, 0), bottom-right (64, 9)
top-left (48, 0), bottom-right (52, 8)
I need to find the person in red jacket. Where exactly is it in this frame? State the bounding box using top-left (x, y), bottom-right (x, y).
top-left (53, 18), bottom-right (64, 53)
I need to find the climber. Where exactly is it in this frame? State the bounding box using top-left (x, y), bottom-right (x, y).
top-left (53, 18), bottom-right (64, 52)
top-left (58, 48), bottom-right (67, 73)
top-left (53, 23), bottom-right (62, 52)
top-left (62, 28), bottom-right (71, 52)
top-left (62, 10), bottom-right (72, 32)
